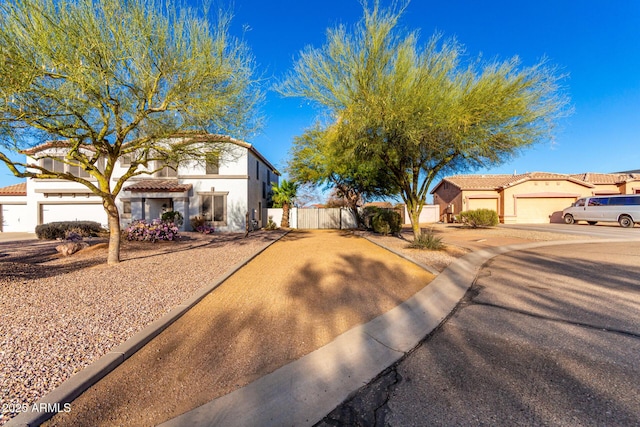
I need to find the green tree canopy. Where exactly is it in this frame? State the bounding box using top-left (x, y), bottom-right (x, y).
top-left (0, 0), bottom-right (262, 263)
top-left (277, 1), bottom-right (570, 238)
top-left (288, 123), bottom-right (397, 223)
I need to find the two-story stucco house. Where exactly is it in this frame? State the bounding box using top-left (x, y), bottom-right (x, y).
top-left (0, 135), bottom-right (279, 233)
top-left (431, 171), bottom-right (640, 224)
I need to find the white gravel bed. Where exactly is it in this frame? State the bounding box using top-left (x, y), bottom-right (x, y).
top-left (0, 230), bottom-right (285, 425)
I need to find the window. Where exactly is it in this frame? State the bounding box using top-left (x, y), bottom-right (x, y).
top-left (262, 182), bottom-right (266, 199)
top-left (574, 199), bottom-right (585, 207)
top-left (205, 155), bottom-right (219, 175)
top-left (41, 157), bottom-right (65, 173)
top-left (156, 162), bottom-right (177, 178)
top-left (122, 200), bottom-right (132, 218)
top-left (41, 157), bottom-right (91, 177)
top-left (121, 154), bottom-right (133, 167)
top-left (256, 160), bottom-right (259, 180)
top-left (213, 195), bottom-right (225, 222)
top-left (588, 197), bottom-right (609, 206)
top-left (199, 193), bottom-right (227, 224)
top-left (67, 164), bottom-right (91, 178)
top-left (609, 195), bottom-right (640, 206)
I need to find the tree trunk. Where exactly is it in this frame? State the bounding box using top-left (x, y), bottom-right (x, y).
top-left (104, 199), bottom-right (121, 265)
top-left (281, 203), bottom-right (290, 228)
top-left (406, 199), bottom-right (423, 240)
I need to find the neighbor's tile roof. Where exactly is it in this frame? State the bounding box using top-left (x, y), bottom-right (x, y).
top-left (124, 180), bottom-right (192, 193)
top-left (433, 171), bottom-right (640, 194)
top-left (435, 172), bottom-right (595, 193)
top-left (570, 172), bottom-right (639, 184)
top-left (0, 182), bottom-right (27, 196)
top-left (439, 174), bottom-right (519, 190)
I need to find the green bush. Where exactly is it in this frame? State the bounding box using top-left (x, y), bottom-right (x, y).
top-left (264, 216), bottom-right (278, 230)
top-left (161, 210), bottom-right (184, 227)
top-left (371, 209), bottom-right (402, 235)
top-left (407, 230), bottom-right (445, 250)
top-left (361, 206), bottom-right (381, 229)
top-left (458, 209), bottom-right (499, 228)
top-left (35, 221), bottom-right (104, 240)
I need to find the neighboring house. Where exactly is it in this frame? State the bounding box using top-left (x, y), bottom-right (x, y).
top-left (431, 172), bottom-right (640, 224)
top-left (0, 135), bottom-right (279, 233)
top-left (0, 182), bottom-right (28, 232)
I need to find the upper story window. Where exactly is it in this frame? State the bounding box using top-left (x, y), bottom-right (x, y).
top-left (41, 157), bottom-right (90, 178)
top-left (256, 160), bottom-right (259, 180)
top-left (120, 154), bottom-right (133, 167)
top-left (41, 157), bottom-right (65, 173)
top-left (156, 161), bottom-right (177, 178)
top-left (206, 154), bottom-right (219, 175)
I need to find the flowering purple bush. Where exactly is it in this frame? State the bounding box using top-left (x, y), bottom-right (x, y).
top-left (124, 219), bottom-right (180, 242)
top-left (195, 224), bottom-right (215, 234)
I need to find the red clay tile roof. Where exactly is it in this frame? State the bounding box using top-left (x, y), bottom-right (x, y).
top-left (124, 180), bottom-right (192, 193)
top-left (433, 172), bottom-right (598, 193)
top-left (569, 172), bottom-right (639, 184)
top-left (0, 182), bottom-right (27, 196)
top-left (21, 141), bottom-right (95, 155)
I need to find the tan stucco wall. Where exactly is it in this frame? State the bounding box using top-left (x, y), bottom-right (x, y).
top-left (502, 180), bottom-right (587, 224)
top-left (432, 183), bottom-right (465, 221)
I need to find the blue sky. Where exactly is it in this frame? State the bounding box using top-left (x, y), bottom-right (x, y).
top-left (2, 0), bottom-right (639, 191)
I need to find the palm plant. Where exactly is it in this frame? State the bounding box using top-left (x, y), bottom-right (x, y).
top-left (271, 180), bottom-right (298, 228)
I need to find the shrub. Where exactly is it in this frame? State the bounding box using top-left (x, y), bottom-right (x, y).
top-left (190, 215), bottom-right (215, 234)
top-left (161, 210), bottom-right (184, 227)
top-left (190, 215), bottom-right (207, 231)
top-left (407, 230), bottom-right (445, 250)
top-left (124, 219), bottom-right (180, 242)
top-left (35, 221), bottom-right (104, 240)
top-left (371, 209), bottom-right (402, 235)
top-left (264, 216), bottom-right (278, 230)
top-left (195, 224), bottom-right (215, 234)
top-left (361, 206), bottom-right (381, 229)
top-left (458, 209), bottom-right (499, 228)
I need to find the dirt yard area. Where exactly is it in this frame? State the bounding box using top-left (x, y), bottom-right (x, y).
top-left (44, 230), bottom-right (435, 426)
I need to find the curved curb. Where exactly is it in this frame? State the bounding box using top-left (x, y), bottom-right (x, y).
top-left (160, 237), bottom-right (639, 427)
top-left (6, 231), bottom-right (290, 427)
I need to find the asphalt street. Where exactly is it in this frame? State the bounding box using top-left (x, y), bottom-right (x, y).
top-left (319, 241), bottom-right (640, 426)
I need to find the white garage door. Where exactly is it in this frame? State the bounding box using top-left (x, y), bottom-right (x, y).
top-left (1, 204), bottom-right (30, 232)
top-left (41, 203), bottom-right (108, 226)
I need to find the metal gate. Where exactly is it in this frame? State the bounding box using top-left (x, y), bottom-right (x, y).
top-left (297, 208), bottom-right (342, 229)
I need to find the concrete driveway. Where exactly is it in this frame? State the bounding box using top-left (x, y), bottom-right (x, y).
top-left (322, 241), bottom-right (640, 426)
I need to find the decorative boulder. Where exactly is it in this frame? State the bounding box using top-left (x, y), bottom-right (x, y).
top-left (56, 242), bottom-right (89, 256)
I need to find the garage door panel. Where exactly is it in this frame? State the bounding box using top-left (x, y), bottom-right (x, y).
top-left (1, 204), bottom-right (29, 232)
top-left (468, 198), bottom-right (498, 212)
top-left (517, 198), bottom-right (575, 223)
top-left (41, 203), bottom-right (107, 226)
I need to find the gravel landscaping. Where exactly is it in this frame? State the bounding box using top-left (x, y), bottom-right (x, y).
top-left (0, 230), bottom-right (285, 425)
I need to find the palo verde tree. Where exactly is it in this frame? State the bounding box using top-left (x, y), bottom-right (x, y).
top-left (288, 124), bottom-right (397, 226)
top-left (0, 0), bottom-right (262, 264)
top-left (277, 1), bottom-right (570, 239)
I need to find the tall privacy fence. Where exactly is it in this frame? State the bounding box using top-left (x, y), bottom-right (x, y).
top-left (266, 205), bottom-right (439, 230)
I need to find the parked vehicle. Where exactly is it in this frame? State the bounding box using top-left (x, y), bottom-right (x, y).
top-left (562, 195), bottom-right (640, 227)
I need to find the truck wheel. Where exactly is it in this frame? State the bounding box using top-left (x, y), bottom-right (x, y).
top-left (619, 215), bottom-right (634, 228)
top-left (564, 214), bottom-right (575, 224)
